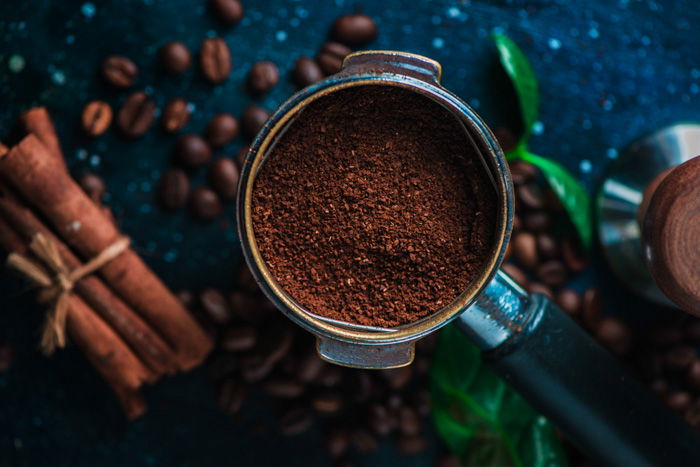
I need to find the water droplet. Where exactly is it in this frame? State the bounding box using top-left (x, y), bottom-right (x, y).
top-left (431, 15), bottom-right (442, 25)
top-left (80, 2), bottom-right (96, 19)
top-left (580, 159), bottom-right (592, 173)
top-left (8, 54), bottom-right (25, 73)
top-left (66, 35), bottom-right (75, 45)
top-left (51, 70), bottom-right (66, 85)
top-left (432, 37), bottom-right (445, 49)
top-left (446, 7), bottom-right (460, 18)
top-left (588, 28), bottom-right (600, 39)
top-left (532, 121), bottom-right (545, 135)
top-left (606, 148), bottom-right (618, 159)
top-left (548, 38), bottom-right (562, 50)
top-left (275, 30), bottom-right (287, 42)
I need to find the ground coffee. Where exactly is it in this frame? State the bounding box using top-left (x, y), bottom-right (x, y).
top-left (251, 85), bottom-right (497, 327)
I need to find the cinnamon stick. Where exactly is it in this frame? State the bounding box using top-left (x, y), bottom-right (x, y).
top-left (0, 188), bottom-right (179, 376)
top-left (19, 108), bottom-right (65, 170)
top-left (0, 135), bottom-right (212, 370)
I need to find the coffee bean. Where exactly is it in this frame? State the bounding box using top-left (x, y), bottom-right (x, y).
top-left (666, 391), bottom-right (692, 413)
top-left (190, 186), bottom-right (223, 221)
top-left (398, 406), bottom-right (421, 436)
top-left (649, 326), bottom-right (684, 348)
top-left (316, 366), bottom-right (343, 388)
top-left (278, 407), bottom-right (314, 436)
top-left (685, 320), bottom-right (700, 343)
top-left (367, 403), bottom-right (394, 435)
top-left (512, 232), bottom-right (538, 269)
top-left (218, 377), bottom-right (246, 413)
top-left (174, 134), bottom-right (212, 169)
top-left (396, 434), bottom-right (427, 456)
top-left (158, 168), bottom-right (190, 211)
top-left (537, 233), bottom-right (560, 260)
top-left (494, 127), bottom-right (517, 153)
top-left (81, 100), bottom-right (112, 136)
top-left (509, 160), bottom-right (538, 185)
top-left (263, 378), bottom-right (305, 398)
top-left (260, 325), bottom-right (294, 365)
top-left (316, 42), bottom-right (352, 75)
top-left (297, 351), bottom-right (325, 383)
top-left (526, 282), bottom-right (554, 300)
top-left (595, 317), bottom-right (632, 355)
top-left (380, 365), bottom-right (412, 390)
top-left (312, 391), bottom-right (344, 413)
top-left (200, 37), bottom-right (232, 84)
top-left (350, 428), bottom-right (378, 453)
top-left (562, 238), bottom-right (587, 273)
top-left (684, 399), bottom-right (700, 427)
top-left (437, 454), bottom-right (462, 467)
top-left (545, 188), bottom-right (564, 212)
top-left (220, 326), bottom-right (257, 351)
top-left (536, 260), bottom-right (568, 288)
top-left (228, 291), bottom-right (262, 322)
top-left (176, 289), bottom-right (195, 308)
top-left (247, 61), bottom-right (279, 95)
top-left (78, 172), bottom-right (107, 203)
top-left (555, 288), bottom-right (581, 316)
top-left (522, 211), bottom-right (551, 233)
top-left (160, 41), bottom-right (191, 75)
top-left (209, 0), bottom-right (244, 26)
top-left (0, 341), bottom-right (14, 373)
top-left (206, 113), bottom-right (239, 147)
top-left (209, 157), bottom-right (240, 200)
top-left (116, 91), bottom-right (155, 137)
top-left (325, 428), bottom-right (349, 457)
top-left (582, 288), bottom-right (603, 329)
top-left (162, 98), bottom-right (190, 133)
top-left (292, 57), bottom-right (324, 88)
top-left (649, 378), bottom-right (669, 396)
top-left (241, 104), bottom-right (270, 139)
top-left (102, 55), bottom-right (138, 88)
top-left (237, 144), bottom-right (251, 167)
top-left (200, 288), bottom-right (232, 324)
top-left (663, 346), bottom-right (696, 370)
top-left (241, 354), bottom-right (275, 382)
top-left (517, 183), bottom-right (545, 209)
top-left (412, 390), bottom-right (431, 417)
top-left (503, 240), bottom-right (512, 262)
top-left (686, 360), bottom-right (700, 390)
top-left (502, 262), bottom-right (527, 286)
top-left (330, 14), bottom-right (378, 46)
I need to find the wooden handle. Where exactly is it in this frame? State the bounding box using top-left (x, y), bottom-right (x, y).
top-left (641, 156), bottom-right (700, 314)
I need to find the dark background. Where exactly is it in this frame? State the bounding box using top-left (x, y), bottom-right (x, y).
top-left (1, 0), bottom-right (698, 465)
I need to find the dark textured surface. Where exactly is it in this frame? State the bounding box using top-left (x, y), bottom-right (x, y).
top-left (0, 0), bottom-right (698, 465)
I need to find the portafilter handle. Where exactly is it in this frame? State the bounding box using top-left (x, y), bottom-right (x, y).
top-left (456, 270), bottom-right (700, 466)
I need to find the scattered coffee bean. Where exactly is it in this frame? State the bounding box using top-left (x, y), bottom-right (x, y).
top-left (330, 14), bottom-right (378, 46)
top-left (200, 37), bottom-right (232, 84)
top-left (263, 378), bottom-right (305, 398)
top-left (437, 454), bottom-right (462, 467)
top-left (297, 352), bottom-right (325, 383)
top-left (398, 406), bottom-right (421, 436)
top-left (176, 289), bottom-right (195, 308)
top-left (241, 104), bottom-right (270, 139)
top-left (367, 403), bottom-right (394, 435)
top-left (236, 144), bottom-right (251, 167)
top-left (685, 399), bottom-right (700, 427)
top-left (536, 260), bottom-right (568, 288)
top-left (174, 134), bottom-right (212, 169)
top-left (240, 354), bottom-right (275, 382)
top-left (509, 160), bottom-right (538, 185)
top-left (522, 211), bottom-right (551, 233)
top-left (78, 172), bottom-right (107, 203)
top-left (595, 317), bottom-right (632, 355)
top-left (292, 57), bottom-right (324, 88)
top-left (555, 288), bottom-right (581, 316)
top-left (116, 91), bottom-right (156, 137)
top-left (220, 326), bottom-right (257, 351)
top-left (526, 282), bottom-right (554, 300)
top-left (160, 41), bottom-right (192, 75)
top-left (687, 360), bottom-right (700, 390)
top-left (206, 113), bottom-right (239, 147)
top-left (228, 290), bottom-right (262, 322)
top-left (325, 428), bottom-right (349, 457)
top-left (158, 168), bottom-right (190, 210)
top-left (502, 262), bottom-right (527, 286)
top-left (0, 341), bottom-right (14, 373)
top-left (562, 238), bottom-right (587, 273)
top-left (316, 366), bottom-right (343, 388)
top-left (396, 434), bottom-right (428, 456)
top-left (517, 183), bottom-right (546, 209)
top-left (190, 186), bottom-right (223, 221)
top-left (316, 42), bottom-right (352, 75)
top-left (381, 366), bottom-right (412, 390)
top-left (494, 127), bottom-right (517, 153)
top-left (218, 377), bottom-right (246, 414)
top-left (200, 288), bottom-right (233, 324)
top-left (209, 0), bottom-right (244, 26)
top-left (247, 61), bottom-right (280, 95)
top-left (649, 378), bottom-right (669, 396)
top-left (162, 98), bottom-right (190, 133)
top-left (663, 346), bottom-right (696, 370)
top-left (81, 100), bottom-right (112, 136)
top-left (649, 326), bottom-right (684, 348)
top-left (312, 391), bottom-right (344, 414)
top-left (537, 233), bottom-right (560, 260)
top-left (581, 288), bottom-right (603, 329)
top-left (666, 391), bottom-right (692, 413)
top-left (209, 157), bottom-right (240, 200)
top-left (278, 407), bottom-right (314, 436)
top-left (101, 55), bottom-right (138, 88)
top-left (512, 232), bottom-right (538, 269)
top-left (351, 428), bottom-right (379, 453)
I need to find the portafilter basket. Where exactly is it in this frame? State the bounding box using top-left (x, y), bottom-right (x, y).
top-left (238, 51), bottom-right (700, 465)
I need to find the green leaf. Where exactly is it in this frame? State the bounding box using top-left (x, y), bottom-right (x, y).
top-left (508, 146), bottom-right (592, 251)
top-left (430, 325), bottom-right (569, 467)
top-left (491, 34), bottom-right (540, 143)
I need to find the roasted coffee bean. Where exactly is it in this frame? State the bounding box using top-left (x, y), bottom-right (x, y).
top-left (649, 378), bottom-right (669, 396)
top-left (237, 144), bottom-right (251, 167)
top-left (81, 100), bottom-right (112, 136)
top-left (686, 360), bottom-right (700, 390)
top-left (220, 326), bottom-right (257, 351)
top-left (666, 391), bottom-right (692, 413)
top-left (190, 186), bottom-right (223, 221)
top-left (316, 42), bottom-right (352, 75)
top-left (316, 366), bottom-right (343, 387)
top-left (278, 407), bottom-right (314, 436)
top-left (312, 391), bottom-right (344, 414)
top-left (527, 282), bottom-right (554, 300)
top-left (102, 55), bottom-right (138, 88)
top-left (437, 454), bottom-right (462, 467)
top-left (162, 98), bottom-right (190, 133)
top-left (412, 390), bottom-right (431, 417)
top-left (292, 57), bottom-right (324, 87)
top-left (200, 288), bottom-right (232, 324)
top-left (414, 355), bottom-right (430, 375)
top-left (387, 394), bottom-right (403, 411)
top-left (0, 341), bottom-right (14, 373)
top-left (494, 127), bottom-right (517, 153)
top-left (241, 105), bottom-right (270, 139)
top-left (209, 0), bottom-right (244, 26)
top-left (206, 113), bottom-right (239, 147)
top-left (367, 403), bottom-right (394, 435)
top-left (502, 262), bottom-right (527, 286)
top-left (650, 326), bottom-right (684, 348)
top-left (685, 320), bottom-right (700, 343)
top-left (517, 183), bottom-right (545, 209)
top-left (247, 61), bottom-right (279, 95)
top-left (685, 399), bottom-right (700, 427)
top-left (330, 14), bottom-right (378, 46)
top-left (663, 346), bottom-right (696, 370)
top-left (537, 233), bottom-right (560, 260)
top-left (116, 91), bottom-right (155, 137)
top-left (381, 365), bottom-right (412, 390)
top-left (174, 134), bottom-right (212, 169)
top-left (522, 211), bottom-right (551, 233)
top-left (512, 232), bottom-right (538, 269)
top-left (228, 290), bottom-right (262, 322)
top-left (398, 406), bottom-right (421, 436)
top-left (562, 238), bottom-right (587, 273)
top-left (509, 160), bottom-right (538, 185)
top-left (544, 188), bottom-right (564, 212)
top-left (208, 157), bottom-right (240, 200)
top-left (325, 428), bottom-right (349, 457)
top-left (218, 377), bottom-right (246, 413)
top-left (158, 168), bottom-right (190, 210)
top-left (200, 37), bottom-right (232, 84)
top-left (260, 326), bottom-right (294, 365)
top-left (176, 289), bottom-right (195, 308)
top-left (536, 260), bottom-right (568, 288)
top-left (350, 428), bottom-right (379, 453)
top-left (78, 172), bottom-right (107, 203)
top-left (160, 41), bottom-right (191, 75)
top-left (503, 240), bottom-right (512, 262)
top-left (263, 378), bottom-right (305, 398)
top-left (582, 288), bottom-right (603, 329)
top-left (297, 351), bottom-right (325, 383)
top-left (595, 317), bottom-right (632, 355)
top-left (396, 434), bottom-right (427, 456)
top-left (555, 288), bottom-right (581, 316)
top-left (241, 354), bottom-right (274, 382)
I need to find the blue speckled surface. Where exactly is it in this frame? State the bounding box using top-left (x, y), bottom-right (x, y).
top-left (1, 0), bottom-right (699, 465)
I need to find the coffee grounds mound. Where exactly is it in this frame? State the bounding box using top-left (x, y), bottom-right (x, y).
top-left (252, 85), bottom-right (497, 327)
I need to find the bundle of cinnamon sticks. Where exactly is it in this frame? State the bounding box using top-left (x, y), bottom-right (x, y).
top-left (0, 108), bottom-right (213, 419)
